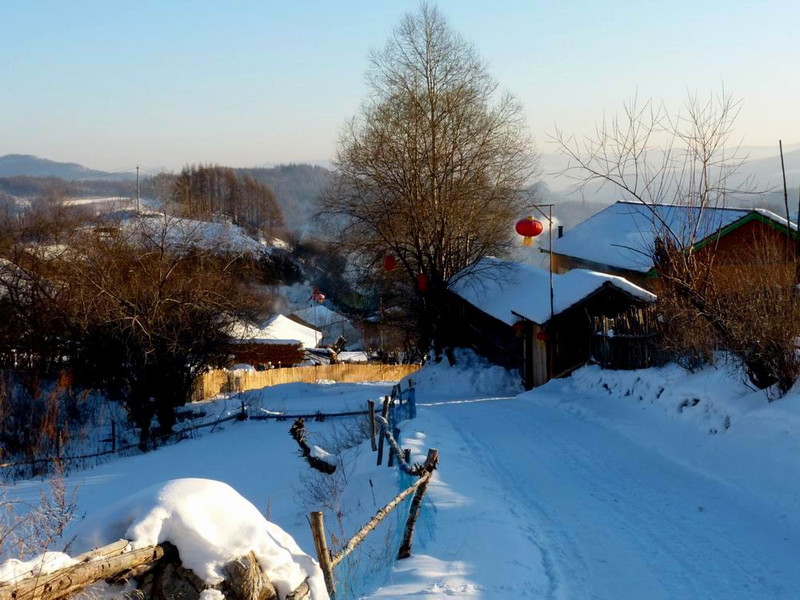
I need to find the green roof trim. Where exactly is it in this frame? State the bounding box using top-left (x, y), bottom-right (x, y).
top-left (691, 211), bottom-right (799, 253)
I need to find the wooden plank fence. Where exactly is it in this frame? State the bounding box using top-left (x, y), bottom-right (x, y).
top-left (590, 306), bottom-right (661, 370)
top-left (194, 364), bottom-right (420, 402)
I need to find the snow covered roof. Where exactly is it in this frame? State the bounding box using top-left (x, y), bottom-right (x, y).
top-left (109, 212), bottom-right (275, 256)
top-left (229, 314), bottom-right (321, 348)
top-left (551, 201), bottom-right (794, 273)
top-left (451, 258), bottom-right (656, 326)
top-left (290, 305), bottom-right (347, 328)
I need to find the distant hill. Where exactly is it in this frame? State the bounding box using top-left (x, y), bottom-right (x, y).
top-left (237, 164), bottom-right (334, 236)
top-left (0, 154), bottom-right (135, 181)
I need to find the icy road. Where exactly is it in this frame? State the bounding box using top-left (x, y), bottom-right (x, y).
top-left (369, 364), bottom-right (800, 599)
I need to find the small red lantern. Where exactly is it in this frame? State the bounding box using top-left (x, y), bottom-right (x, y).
top-left (384, 254), bottom-right (396, 272)
top-left (416, 273), bottom-right (429, 292)
top-left (536, 331), bottom-right (549, 342)
top-left (515, 216), bottom-right (544, 246)
top-left (310, 287), bottom-right (325, 303)
top-left (513, 320), bottom-right (524, 338)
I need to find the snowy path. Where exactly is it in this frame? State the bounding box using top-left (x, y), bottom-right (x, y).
top-left (370, 386), bottom-right (800, 599)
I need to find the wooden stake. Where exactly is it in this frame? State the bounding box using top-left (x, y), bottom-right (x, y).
top-left (309, 511), bottom-right (336, 598)
top-left (368, 399), bottom-right (377, 452)
top-left (398, 448), bottom-right (439, 560)
top-left (376, 397), bottom-right (389, 466)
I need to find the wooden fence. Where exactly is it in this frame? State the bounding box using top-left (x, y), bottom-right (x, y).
top-left (309, 381), bottom-right (438, 598)
top-left (590, 306), bottom-right (660, 370)
top-left (193, 363), bottom-right (420, 402)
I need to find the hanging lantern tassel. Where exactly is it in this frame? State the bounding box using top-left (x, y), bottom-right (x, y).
top-left (515, 216), bottom-right (544, 246)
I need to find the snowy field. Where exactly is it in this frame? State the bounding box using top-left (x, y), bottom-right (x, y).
top-left (4, 356), bottom-right (800, 599)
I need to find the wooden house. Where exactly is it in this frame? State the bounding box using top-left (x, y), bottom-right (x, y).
top-left (450, 258), bottom-right (656, 389)
top-left (227, 314), bottom-right (321, 368)
top-left (549, 201), bottom-right (798, 290)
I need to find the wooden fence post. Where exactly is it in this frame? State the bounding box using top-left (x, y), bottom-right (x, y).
top-left (398, 448), bottom-right (439, 560)
top-left (310, 512), bottom-right (336, 598)
top-left (376, 397), bottom-right (389, 466)
top-left (368, 400), bottom-right (377, 452)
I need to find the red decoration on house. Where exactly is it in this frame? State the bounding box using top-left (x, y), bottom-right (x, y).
top-left (384, 254), bottom-right (396, 271)
top-left (416, 273), bottom-right (429, 292)
top-left (515, 217), bottom-right (544, 246)
top-left (513, 320), bottom-right (524, 338)
top-left (309, 287), bottom-right (326, 303)
top-left (536, 331), bottom-right (550, 342)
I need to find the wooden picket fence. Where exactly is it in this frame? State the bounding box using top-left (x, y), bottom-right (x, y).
top-left (193, 363), bottom-right (420, 402)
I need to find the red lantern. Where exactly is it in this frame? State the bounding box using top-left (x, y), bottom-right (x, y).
top-left (416, 273), bottom-right (429, 292)
top-left (384, 255), bottom-right (396, 272)
top-left (536, 331), bottom-right (549, 342)
top-left (515, 217), bottom-right (544, 246)
top-left (513, 320), bottom-right (524, 338)
top-left (309, 287), bottom-right (325, 303)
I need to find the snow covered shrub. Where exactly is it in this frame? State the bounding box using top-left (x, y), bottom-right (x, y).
top-left (0, 465), bottom-right (77, 561)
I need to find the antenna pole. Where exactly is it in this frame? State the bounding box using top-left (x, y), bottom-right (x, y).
top-left (136, 165), bottom-right (140, 212)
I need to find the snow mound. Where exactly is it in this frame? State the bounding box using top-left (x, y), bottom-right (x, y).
top-left (405, 349), bottom-right (523, 401)
top-left (0, 552), bottom-right (77, 585)
top-left (71, 478), bottom-right (328, 599)
top-left (310, 445), bottom-right (336, 465)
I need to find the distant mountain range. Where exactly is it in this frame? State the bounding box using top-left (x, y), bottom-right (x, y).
top-left (0, 154), bottom-right (136, 181)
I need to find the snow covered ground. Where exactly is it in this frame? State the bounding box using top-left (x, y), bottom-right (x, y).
top-left (4, 355), bottom-right (800, 599)
top-left (366, 358), bottom-right (800, 599)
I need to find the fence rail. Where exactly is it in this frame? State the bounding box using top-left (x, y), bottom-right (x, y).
top-left (194, 363), bottom-right (420, 402)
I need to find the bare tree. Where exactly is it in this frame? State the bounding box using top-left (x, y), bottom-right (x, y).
top-left (553, 91), bottom-right (799, 392)
top-left (321, 2), bottom-right (537, 354)
top-left (59, 214), bottom-right (258, 446)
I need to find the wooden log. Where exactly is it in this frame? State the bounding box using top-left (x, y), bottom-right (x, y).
top-left (376, 397), bottom-right (389, 466)
top-left (368, 400), bottom-right (377, 452)
top-left (285, 578), bottom-right (311, 600)
top-left (309, 512), bottom-right (336, 598)
top-left (73, 538), bottom-right (131, 563)
top-left (224, 551), bottom-right (278, 600)
top-left (404, 449), bottom-right (411, 464)
top-left (290, 418), bottom-right (336, 475)
top-left (332, 471), bottom-right (432, 567)
top-left (0, 544), bottom-right (167, 600)
top-left (398, 448), bottom-right (439, 560)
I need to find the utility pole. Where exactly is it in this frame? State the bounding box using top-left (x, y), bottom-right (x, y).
top-left (136, 165), bottom-right (140, 212)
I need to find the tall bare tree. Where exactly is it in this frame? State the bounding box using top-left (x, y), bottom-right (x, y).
top-left (322, 2), bottom-right (536, 354)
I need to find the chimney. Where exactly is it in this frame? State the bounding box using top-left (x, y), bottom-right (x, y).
top-left (557, 225), bottom-right (564, 239)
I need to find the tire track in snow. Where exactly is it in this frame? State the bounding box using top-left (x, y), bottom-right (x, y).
top-left (431, 394), bottom-right (800, 599)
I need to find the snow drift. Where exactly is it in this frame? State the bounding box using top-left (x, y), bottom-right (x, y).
top-left (404, 348), bottom-right (523, 401)
top-left (71, 478), bottom-right (328, 599)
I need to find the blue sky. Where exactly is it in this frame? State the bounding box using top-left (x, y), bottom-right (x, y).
top-left (1, 0), bottom-right (797, 171)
